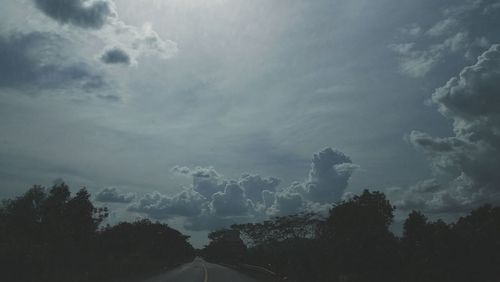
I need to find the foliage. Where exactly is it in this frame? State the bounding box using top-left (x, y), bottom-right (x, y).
top-left (202, 190), bottom-right (500, 282)
top-left (3, 184), bottom-right (500, 282)
top-left (0, 184), bottom-right (195, 282)
top-left (317, 190), bottom-right (400, 281)
top-left (232, 212), bottom-right (320, 246)
top-left (202, 228), bottom-right (247, 263)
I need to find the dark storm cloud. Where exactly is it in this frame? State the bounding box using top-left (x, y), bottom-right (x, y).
top-left (128, 148), bottom-right (357, 231)
top-left (95, 187), bottom-right (135, 203)
top-left (100, 47), bottom-right (131, 65)
top-left (33, 0), bottom-right (112, 29)
top-left (398, 44), bottom-right (500, 213)
top-left (0, 32), bottom-right (106, 92)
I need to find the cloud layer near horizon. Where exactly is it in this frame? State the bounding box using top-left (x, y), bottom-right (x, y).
top-left (127, 148), bottom-right (357, 231)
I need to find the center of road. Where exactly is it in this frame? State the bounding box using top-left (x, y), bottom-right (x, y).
top-left (202, 263), bottom-right (208, 282)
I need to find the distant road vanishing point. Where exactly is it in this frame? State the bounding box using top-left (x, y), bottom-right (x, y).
top-left (142, 257), bottom-right (258, 282)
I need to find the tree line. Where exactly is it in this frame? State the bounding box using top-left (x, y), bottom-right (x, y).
top-left (202, 190), bottom-right (500, 282)
top-left (0, 184), bottom-right (195, 282)
top-left (2, 184), bottom-right (499, 282)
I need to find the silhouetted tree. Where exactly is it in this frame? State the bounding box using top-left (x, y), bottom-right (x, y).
top-left (203, 228), bottom-right (247, 263)
top-left (401, 211), bottom-right (454, 282)
top-left (4, 184), bottom-right (500, 282)
top-left (232, 213), bottom-right (323, 281)
top-left (452, 205), bottom-right (500, 282)
top-left (207, 190), bottom-right (500, 282)
top-left (233, 212), bottom-right (320, 246)
top-left (0, 184), bottom-right (194, 282)
top-left (95, 219), bottom-right (195, 281)
top-left (316, 190), bottom-right (399, 281)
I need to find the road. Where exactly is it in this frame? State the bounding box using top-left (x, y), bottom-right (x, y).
top-left (142, 257), bottom-right (258, 282)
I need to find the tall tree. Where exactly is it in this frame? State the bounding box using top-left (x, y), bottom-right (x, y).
top-left (318, 190), bottom-right (399, 282)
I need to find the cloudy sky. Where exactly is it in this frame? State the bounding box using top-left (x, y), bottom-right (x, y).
top-left (1, 0), bottom-right (500, 246)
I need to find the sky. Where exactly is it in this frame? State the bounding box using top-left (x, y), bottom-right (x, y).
top-left (1, 0), bottom-right (500, 247)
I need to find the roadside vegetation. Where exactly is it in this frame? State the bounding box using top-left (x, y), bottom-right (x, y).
top-left (202, 190), bottom-right (500, 282)
top-left (0, 183), bottom-right (195, 282)
top-left (2, 184), bottom-right (499, 282)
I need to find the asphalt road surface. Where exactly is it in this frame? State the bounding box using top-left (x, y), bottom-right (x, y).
top-left (142, 257), bottom-right (257, 282)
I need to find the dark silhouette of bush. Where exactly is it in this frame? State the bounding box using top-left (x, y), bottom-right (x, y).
top-left (0, 184), bottom-right (195, 282)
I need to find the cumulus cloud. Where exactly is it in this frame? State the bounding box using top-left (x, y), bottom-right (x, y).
top-left (265, 148), bottom-right (358, 216)
top-left (389, 179), bottom-right (441, 211)
top-left (128, 148), bottom-right (356, 230)
top-left (304, 148), bottom-right (358, 203)
top-left (33, 0), bottom-right (113, 29)
top-left (95, 187), bottom-right (135, 203)
top-left (0, 31), bottom-right (106, 92)
top-left (100, 47), bottom-right (130, 65)
top-left (210, 182), bottom-right (251, 216)
top-left (389, 32), bottom-right (470, 78)
top-left (170, 166), bottom-right (192, 175)
top-left (122, 22), bottom-right (177, 60)
top-left (30, 0), bottom-right (177, 65)
top-left (171, 166), bottom-right (222, 179)
top-left (417, 44), bottom-right (500, 183)
top-left (128, 189), bottom-right (206, 219)
top-left (269, 192), bottom-right (304, 216)
top-left (182, 212), bottom-right (246, 232)
top-left (398, 44), bottom-right (500, 213)
top-left (262, 190), bottom-right (276, 208)
top-left (171, 166), bottom-right (227, 199)
top-left (238, 174), bottom-right (280, 203)
top-left (193, 169), bottom-right (226, 199)
top-left (433, 45), bottom-right (500, 122)
top-left (390, 0), bottom-right (500, 78)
